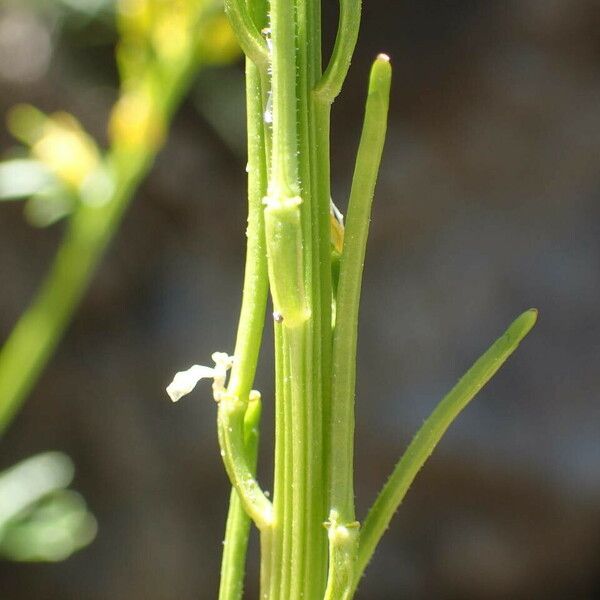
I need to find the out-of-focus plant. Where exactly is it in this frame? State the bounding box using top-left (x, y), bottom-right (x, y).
top-left (0, 0), bottom-right (239, 433)
top-left (0, 0), bottom-right (239, 564)
top-left (165, 0), bottom-right (538, 598)
top-left (0, 452), bottom-right (96, 562)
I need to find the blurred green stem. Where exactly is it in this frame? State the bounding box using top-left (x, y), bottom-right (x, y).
top-left (0, 160), bottom-right (141, 434)
top-left (0, 55), bottom-right (199, 435)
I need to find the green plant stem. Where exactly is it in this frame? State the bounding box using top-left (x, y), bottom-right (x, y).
top-left (262, 324), bottom-right (281, 596)
top-left (0, 49), bottom-right (201, 436)
top-left (218, 0), bottom-right (270, 587)
top-left (266, 0), bottom-right (307, 594)
top-left (224, 0), bottom-right (268, 71)
top-left (353, 309), bottom-right (538, 594)
top-left (225, 3), bottom-right (537, 598)
top-left (218, 397), bottom-right (262, 600)
top-left (330, 54), bottom-right (391, 520)
top-left (301, 3), bottom-right (333, 594)
top-left (314, 0), bottom-right (361, 102)
top-left (312, 96), bottom-right (333, 533)
top-left (216, 53), bottom-right (272, 532)
top-left (261, 0), bottom-right (332, 596)
top-left (269, 0), bottom-right (299, 197)
top-left (325, 53), bottom-right (391, 600)
top-left (267, 322), bottom-right (288, 599)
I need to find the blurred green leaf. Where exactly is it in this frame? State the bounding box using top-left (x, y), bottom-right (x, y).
top-left (0, 159), bottom-right (56, 201)
top-left (0, 451), bottom-right (74, 529)
top-left (0, 452), bottom-right (97, 562)
top-left (0, 489), bottom-right (97, 562)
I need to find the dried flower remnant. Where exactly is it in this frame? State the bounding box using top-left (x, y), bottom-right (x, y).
top-left (166, 352), bottom-right (234, 402)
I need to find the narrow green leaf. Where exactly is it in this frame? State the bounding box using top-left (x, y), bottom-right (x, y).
top-left (330, 53), bottom-right (392, 521)
top-left (0, 490), bottom-right (97, 563)
top-left (326, 53), bottom-right (391, 600)
top-left (354, 309), bottom-right (538, 591)
top-left (0, 452), bottom-right (74, 530)
top-left (218, 52), bottom-right (270, 600)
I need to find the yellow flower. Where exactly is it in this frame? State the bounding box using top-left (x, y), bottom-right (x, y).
top-left (108, 87), bottom-right (164, 151)
top-left (152, 11), bottom-right (192, 61)
top-left (117, 0), bottom-right (152, 39)
top-left (30, 112), bottom-right (99, 189)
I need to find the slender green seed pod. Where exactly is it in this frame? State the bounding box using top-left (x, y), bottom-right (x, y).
top-left (264, 195), bottom-right (310, 328)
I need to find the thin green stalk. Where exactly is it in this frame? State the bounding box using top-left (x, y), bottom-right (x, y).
top-left (218, 1), bottom-right (270, 593)
top-left (263, 0), bottom-right (333, 596)
top-left (288, 327), bottom-right (309, 600)
top-left (225, 63), bottom-right (269, 410)
top-left (269, 0), bottom-right (299, 197)
top-left (264, 1), bottom-right (308, 598)
top-left (268, 326), bottom-right (294, 600)
top-left (311, 95), bottom-right (333, 539)
top-left (266, 322), bottom-right (285, 598)
top-left (314, 0), bottom-right (361, 103)
top-left (224, 0), bottom-right (268, 71)
top-left (330, 54), bottom-right (391, 519)
top-left (296, 0), bottom-right (330, 596)
top-left (219, 397), bottom-right (262, 600)
top-left (216, 55), bottom-right (273, 531)
top-left (325, 53), bottom-right (391, 600)
top-left (353, 309), bottom-right (538, 593)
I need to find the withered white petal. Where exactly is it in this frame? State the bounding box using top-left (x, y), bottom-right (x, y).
top-left (166, 365), bottom-right (216, 402)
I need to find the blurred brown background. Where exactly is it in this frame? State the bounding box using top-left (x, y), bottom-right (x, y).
top-left (0, 0), bottom-right (599, 598)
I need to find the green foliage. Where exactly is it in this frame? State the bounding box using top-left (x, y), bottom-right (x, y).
top-left (0, 0), bottom-right (240, 564)
top-left (0, 452), bottom-right (96, 562)
top-left (165, 1), bottom-right (537, 598)
top-left (0, 0), bottom-right (537, 591)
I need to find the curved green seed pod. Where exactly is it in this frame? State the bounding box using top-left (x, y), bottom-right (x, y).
top-left (264, 195), bottom-right (310, 328)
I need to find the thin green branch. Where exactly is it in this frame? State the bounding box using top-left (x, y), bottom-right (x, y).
top-left (269, 0), bottom-right (300, 197)
top-left (224, 0), bottom-right (269, 71)
top-left (218, 394), bottom-right (273, 531)
top-left (262, 0), bottom-right (331, 595)
top-left (216, 52), bottom-right (272, 530)
top-left (218, 397), bottom-right (262, 600)
top-left (297, 2), bottom-right (330, 592)
top-left (314, 0), bottom-right (362, 103)
top-left (353, 309), bottom-right (538, 593)
top-left (217, 54), bottom-right (270, 599)
top-left (326, 53), bottom-right (391, 600)
top-left (330, 55), bottom-right (391, 520)
top-left (287, 327), bottom-right (310, 600)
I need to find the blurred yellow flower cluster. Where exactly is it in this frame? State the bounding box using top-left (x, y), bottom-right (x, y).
top-left (110, 0), bottom-right (239, 152)
top-left (1, 0), bottom-right (241, 225)
top-left (7, 105), bottom-right (99, 191)
top-left (109, 84), bottom-right (165, 152)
